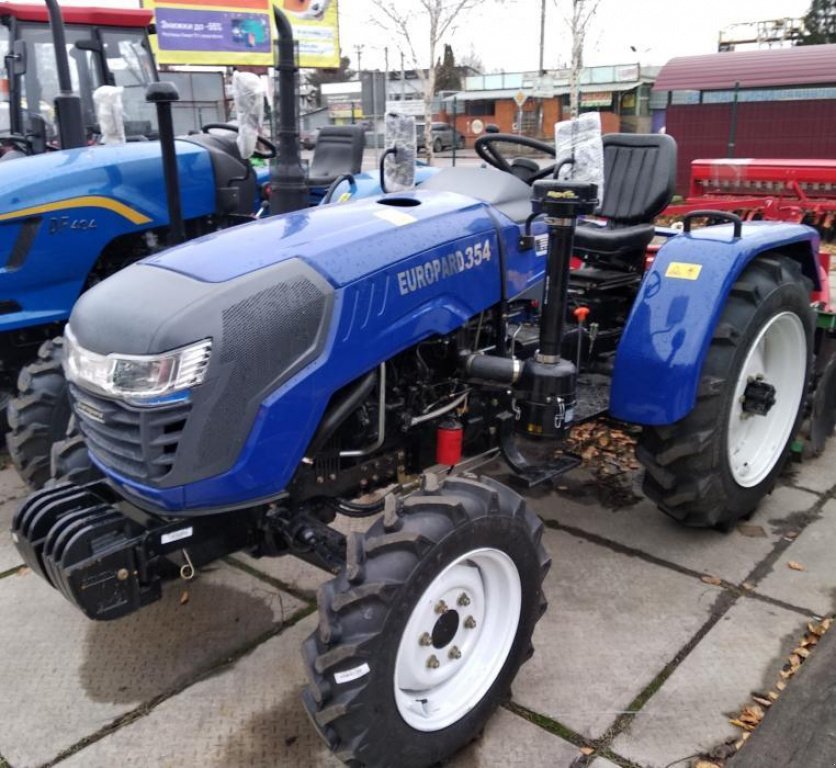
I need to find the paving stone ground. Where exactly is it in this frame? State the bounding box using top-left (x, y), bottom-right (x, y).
top-left (0, 465), bottom-right (28, 573)
top-left (0, 437), bottom-right (834, 768)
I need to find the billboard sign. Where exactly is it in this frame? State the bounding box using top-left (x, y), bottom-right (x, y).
top-left (142, 0), bottom-right (340, 68)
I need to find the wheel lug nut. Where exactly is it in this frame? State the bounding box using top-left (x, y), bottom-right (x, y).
top-left (464, 615), bottom-right (476, 629)
top-left (448, 646), bottom-right (462, 660)
top-left (435, 600), bottom-right (448, 614)
top-left (427, 655), bottom-right (440, 669)
top-left (419, 632), bottom-right (432, 647)
top-left (457, 592), bottom-right (470, 607)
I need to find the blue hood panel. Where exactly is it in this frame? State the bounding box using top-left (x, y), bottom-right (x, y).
top-left (143, 190), bottom-right (495, 288)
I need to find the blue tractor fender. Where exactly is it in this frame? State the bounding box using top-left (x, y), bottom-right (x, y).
top-left (609, 221), bottom-right (821, 426)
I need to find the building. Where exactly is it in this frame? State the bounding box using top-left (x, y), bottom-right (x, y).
top-left (652, 44), bottom-right (836, 194)
top-left (440, 65), bottom-right (658, 143)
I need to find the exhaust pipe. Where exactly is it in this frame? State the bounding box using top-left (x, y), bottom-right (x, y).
top-left (269, 6), bottom-right (308, 215)
top-left (44, 0), bottom-right (85, 149)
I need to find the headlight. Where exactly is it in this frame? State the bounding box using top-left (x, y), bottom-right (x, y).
top-left (64, 326), bottom-right (212, 405)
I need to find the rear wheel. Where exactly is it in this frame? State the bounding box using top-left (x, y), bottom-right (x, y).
top-left (637, 255), bottom-right (813, 530)
top-left (302, 475), bottom-right (549, 767)
top-left (7, 338), bottom-right (72, 489)
top-left (432, 137), bottom-right (443, 154)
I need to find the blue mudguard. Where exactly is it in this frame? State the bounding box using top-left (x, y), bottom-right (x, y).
top-left (609, 221), bottom-right (820, 426)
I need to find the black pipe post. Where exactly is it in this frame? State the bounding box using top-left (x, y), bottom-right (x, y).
top-left (530, 180), bottom-right (598, 361)
top-left (146, 82), bottom-right (185, 245)
top-left (538, 223), bottom-right (576, 359)
top-left (44, 0), bottom-right (85, 149)
top-left (270, 6), bottom-right (308, 215)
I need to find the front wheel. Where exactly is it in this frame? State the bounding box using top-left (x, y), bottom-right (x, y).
top-left (302, 475), bottom-right (549, 767)
top-left (7, 337), bottom-right (72, 489)
top-left (432, 137), bottom-right (443, 154)
top-left (637, 254), bottom-right (814, 530)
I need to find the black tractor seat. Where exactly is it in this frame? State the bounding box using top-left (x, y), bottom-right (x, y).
top-left (308, 125), bottom-right (365, 187)
top-left (573, 133), bottom-right (677, 270)
top-left (183, 132), bottom-right (256, 217)
top-left (420, 166), bottom-right (533, 222)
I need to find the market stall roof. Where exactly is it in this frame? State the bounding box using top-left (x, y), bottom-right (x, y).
top-left (654, 44), bottom-right (836, 91)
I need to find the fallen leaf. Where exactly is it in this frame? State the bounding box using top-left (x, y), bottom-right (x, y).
top-left (734, 731), bottom-right (752, 749)
top-left (741, 581), bottom-right (756, 591)
top-left (752, 695), bottom-right (772, 708)
top-left (580, 746), bottom-right (594, 756)
top-left (776, 680), bottom-right (787, 691)
top-left (738, 704), bottom-right (764, 726)
top-left (701, 574), bottom-right (723, 586)
top-left (694, 761), bottom-right (721, 768)
top-left (737, 523), bottom-right (767, 538)
top-left (767, 691), bottom-right (779, 701)
top-left (180, 590), bottom-right (190, 605)
top-left (787, 560), bottom-right (806, 571)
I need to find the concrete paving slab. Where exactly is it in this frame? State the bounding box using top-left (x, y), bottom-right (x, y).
top-left (526, 481), bottom-right (818, 585)
top-left (62, 616), bottom-right (582, 768)
top-left (456, 708), bottom-right (583, 767)
top-left (613, 597), bottom-right (806, 768)
top-left (726, 616), bottom-right (836, 768)
top-left (784, 446), bottom-right (836, 494)
top-left (590, 759), bottom-right (620, 768)
top-left (0, 467), bottom-right (31, 573)
top-left (513, 528), bottom-right (719, 741)
top-left (756, 499), bottom-right (836, 615)
top-left (0, 562), bottom-right (304, 768)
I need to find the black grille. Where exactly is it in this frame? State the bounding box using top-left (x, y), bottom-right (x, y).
top-left (70, 384), bottom-right (191, 484)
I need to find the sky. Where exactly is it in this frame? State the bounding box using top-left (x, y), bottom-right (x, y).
top-left (56, 0), bottom-right (812, 72)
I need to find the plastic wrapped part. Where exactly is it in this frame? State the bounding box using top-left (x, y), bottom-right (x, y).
top-left (383, 113), bottom-right (417, 192)
top-left (93, 86), bottom-right (126, 145)
top-left (232, 70), bottom-right (265, 160)
top-left (554, 112), bottom-right (604, 201)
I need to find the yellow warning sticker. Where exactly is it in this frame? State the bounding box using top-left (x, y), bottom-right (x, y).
top-left (665, 262), bottom-right (703, 280)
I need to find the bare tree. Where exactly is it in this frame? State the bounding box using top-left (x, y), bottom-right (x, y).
top-left (567, 0), bottom-right (601, 118)
top-left (373, 0), bottom-right (479, 163)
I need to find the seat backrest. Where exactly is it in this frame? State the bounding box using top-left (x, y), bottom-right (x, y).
top-left (182, 133), bottom-right (256, 217)
top-left (308, 125), bottom-right (365, 183)
top-left (597, 133), bottom-right (677, 225)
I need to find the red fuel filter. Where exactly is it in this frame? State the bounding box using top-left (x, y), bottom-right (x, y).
top-left (436, 418), bottom-right (463, 467)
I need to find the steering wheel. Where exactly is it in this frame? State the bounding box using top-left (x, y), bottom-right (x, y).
top-left (200, 122), bottom-right (277, 160)
top-left (474, 133), bottom-right (559, 182)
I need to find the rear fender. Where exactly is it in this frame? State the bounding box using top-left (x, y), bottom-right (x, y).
top-left (609, 222), bottom-right (820, 426)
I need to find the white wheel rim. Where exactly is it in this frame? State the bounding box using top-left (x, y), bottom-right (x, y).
top-left (727, 311), bottom-right (806, 487)
top-left (393, 547), bottom-right (522, 732)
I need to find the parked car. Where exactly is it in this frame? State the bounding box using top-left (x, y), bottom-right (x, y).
top-left (416, 121), bottom-right (465, 152)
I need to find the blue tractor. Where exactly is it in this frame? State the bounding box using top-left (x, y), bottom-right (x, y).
top-left (11, 118), bottom-right (833, 765)
top-left (1, 4), bottom-right (416, 488)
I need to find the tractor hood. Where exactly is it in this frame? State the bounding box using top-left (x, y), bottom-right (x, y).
top-left (0, 142), bottom-right (216, 225)
top-left (69, 189), bottom-right (498, 357)
top-left (66, 188), bottom-right (506, 500)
